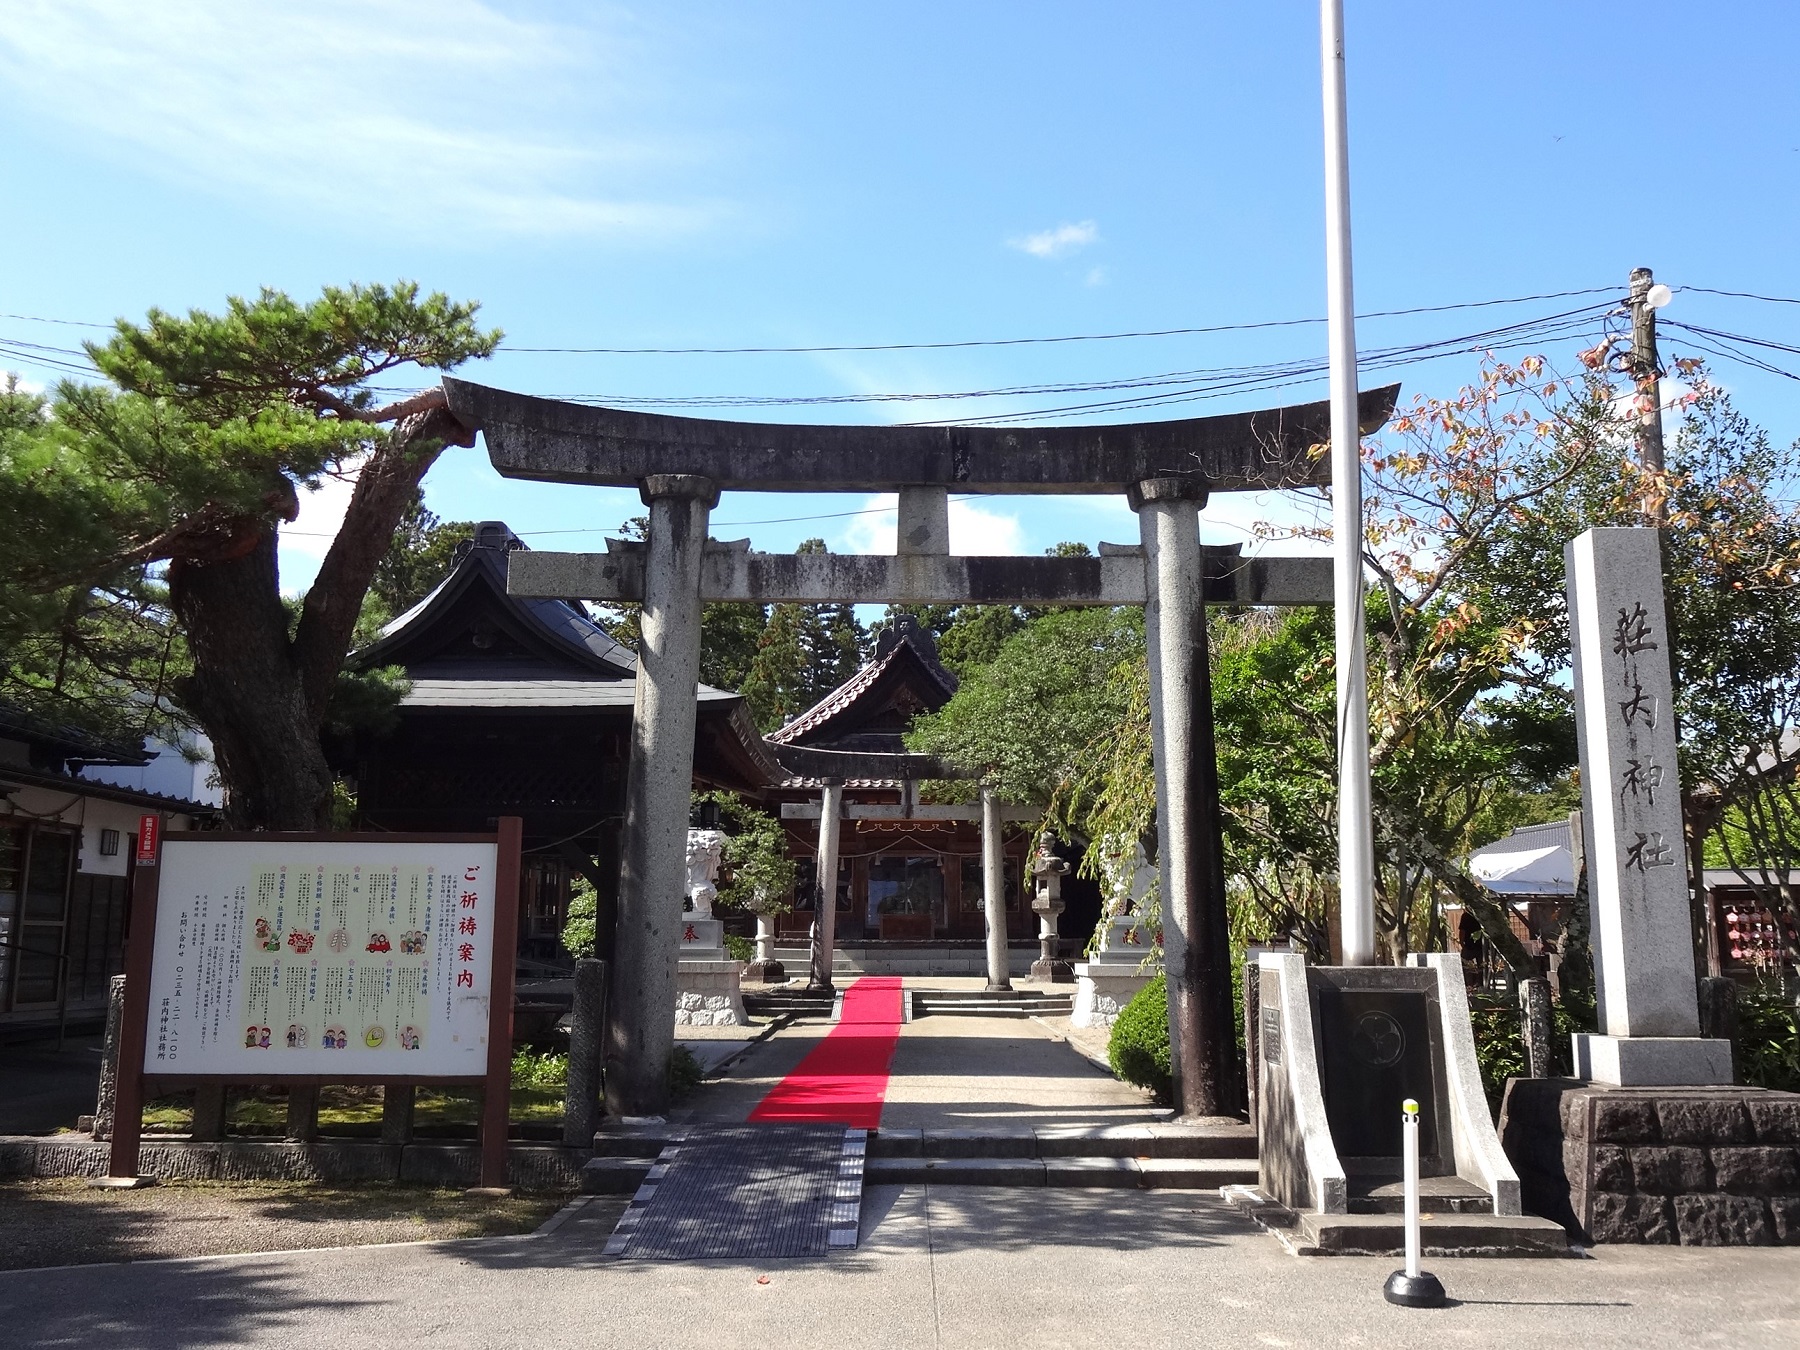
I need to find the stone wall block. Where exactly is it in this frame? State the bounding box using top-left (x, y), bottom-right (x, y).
top-left (139, 1142), bottom-right (220, 1181)
top-left (1629, 1146), bottom-right (1710, 1194)
top-left (1769, 1196), bottom-right (1800, 1243)
top-left (1589, 1192), bottom-right (1675, 1244)
top-left (505, 1147), bottom-right (583, 1192)
top-left (217, 1142), bottom-right (325, 1182)
top-left (1709, 1146), bottom-right (1800, 1196)
top-left (33, 1141), bottom-right (107, 1178)
top-left (0, 1139), bottom-right (38, 1179)
top-left (1558, 1088), bottom-right (1594, 1138)
top-left (1747, 1098), bottom-right (1800, 1146)
top-left (400, 1144), bottom-right (481, 1188)
top-left (1593, 1097), bottom-right (1660, 1144)
top-left (1657, 1098), bottom-right (1752, 1144)
top-left (1674, 1194), bottom-right (1773, 1246)
top-left (1590, 1145), bottom-right (1633, 1192)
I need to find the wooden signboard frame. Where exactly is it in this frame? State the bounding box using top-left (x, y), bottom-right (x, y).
top-left (109, 818), bottom-right (523, 1188)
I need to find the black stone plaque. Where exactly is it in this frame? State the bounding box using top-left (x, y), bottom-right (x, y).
top-left (1314, 983), bottom-right (1440, 1164)
top-left (1261, 1006), bottom-right (1282, 1065)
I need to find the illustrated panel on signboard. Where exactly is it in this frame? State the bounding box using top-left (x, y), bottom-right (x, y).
top-left (144, 841), bottom-right (499, 1078)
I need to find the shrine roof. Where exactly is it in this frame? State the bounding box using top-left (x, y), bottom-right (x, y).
top-left (352, 521), bottom-right (639, 681)
top-left (767, 616), bottom-right (957, 751)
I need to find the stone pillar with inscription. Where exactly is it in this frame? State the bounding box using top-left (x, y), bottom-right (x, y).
top-left (1565, 527), bottom-right (1730, 1086)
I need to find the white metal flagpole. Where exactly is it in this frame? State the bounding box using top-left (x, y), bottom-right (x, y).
top-left (1321, 0), bottom-right (1376, 966)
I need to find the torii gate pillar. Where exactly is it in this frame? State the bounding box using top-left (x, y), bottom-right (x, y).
top-left (1132, 477), bottom-right (1236, 1119)
top-left (606, 474), bottom-right (718, 1119)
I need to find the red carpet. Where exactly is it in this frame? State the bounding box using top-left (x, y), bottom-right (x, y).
top-left (747, 976), bottom-right (903, 1129)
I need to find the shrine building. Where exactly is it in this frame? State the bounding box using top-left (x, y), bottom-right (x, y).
top-left (762, 617), bottom-right (1100, 977)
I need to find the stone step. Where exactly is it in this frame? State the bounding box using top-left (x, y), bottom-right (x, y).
top-left (579, 1156), bottom-right (654, 1194)
top-left (1221, 1185), bottom-right (1570, 1257)
top-left (1292, 1211), bottom-right (1571, 1256)
top-left (863, 1155), bottom-right (1260, 1189)
top-left (742, 993), bottom-right (835, 1019)
top-left (870, 1123), bottom-right (1256, 1160)
top-left (910, 993), bottom-right (1075, 1018)
top-left (1347, 1174), bottom-right (1496, 1215)
top-left (590, 1129), bottom-right (676, 1158)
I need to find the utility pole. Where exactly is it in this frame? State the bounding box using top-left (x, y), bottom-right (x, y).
top-left (1627, 266), bottom-right (1709, 980)
top-left (1321, 0), bottom-right (1376, 966)
top-left (1628, 266), bottom-right (1669, 524)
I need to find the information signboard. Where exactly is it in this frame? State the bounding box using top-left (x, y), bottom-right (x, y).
top-left (108, 822), bottom-right (522, 1187)
top-left (143, 840), bottom-right (500, 1078)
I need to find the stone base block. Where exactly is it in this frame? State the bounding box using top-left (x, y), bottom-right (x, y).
top-left (742, 959), bottom-right (785, 983)
top-left (676, 958), bottom-right (746, 1027)
top-left (1070, 964), bottom-right (1152, 1029)
top-left (678, 916), bottom-right (727, 962)
top-left (1571, 1034), bottom-right (1734, 1086)
top-left (1029, 958), bottom-right (1074, 983)
top-left (1499, 1078), bottom-right (1800, 1245)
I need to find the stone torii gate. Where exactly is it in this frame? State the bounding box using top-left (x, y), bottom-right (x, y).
top-left (442, 377), bottom-right (1398, 1119)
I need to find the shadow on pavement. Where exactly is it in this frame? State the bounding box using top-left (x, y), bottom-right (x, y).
top-left (0, 1251), bottom-right (377, 1347)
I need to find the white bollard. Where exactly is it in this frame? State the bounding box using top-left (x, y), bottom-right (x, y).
top-left (1383, 1098), bottom-right (1447, 1308)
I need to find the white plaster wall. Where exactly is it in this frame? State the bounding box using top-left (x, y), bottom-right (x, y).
top-left (81, 731), bottom-right (222, 808)
top-left (2, 786), bottom-right (192, 876)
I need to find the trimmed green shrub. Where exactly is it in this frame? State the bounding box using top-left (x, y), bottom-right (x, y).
top-left (724, 933), bottom-right (755, 963)
top-left (1108, 973), bottom-right (1172, 1103)
top-left (669, 1044), bottom-right (705, 1098)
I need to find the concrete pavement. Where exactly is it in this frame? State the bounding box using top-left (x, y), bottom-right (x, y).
top-left (3, 1186), bottom-right (1797, 1348)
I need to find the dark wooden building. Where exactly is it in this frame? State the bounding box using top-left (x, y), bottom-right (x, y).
top-left (335, 522), bottom-right (778, 972)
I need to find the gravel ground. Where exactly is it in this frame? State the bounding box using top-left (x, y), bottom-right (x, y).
top-left (0, 1178), bottom-right (564, 1271)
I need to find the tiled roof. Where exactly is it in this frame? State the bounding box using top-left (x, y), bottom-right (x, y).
top-left (767, 621), bottom-right (957, 746)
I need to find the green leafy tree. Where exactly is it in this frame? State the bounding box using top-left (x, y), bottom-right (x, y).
top-left (740, 538), bottom-right (868, 731)
top-left (0, 282), bottom-right (500, 827)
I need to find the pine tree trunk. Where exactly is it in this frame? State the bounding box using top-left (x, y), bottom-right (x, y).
top-left (170, 531), bottom-right (333, 830)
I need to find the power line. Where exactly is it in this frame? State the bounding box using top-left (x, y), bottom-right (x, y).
top-left (1676, 286), bottom-right (1800, 307)
top-left (500, 287), bottom-right (1622, 355)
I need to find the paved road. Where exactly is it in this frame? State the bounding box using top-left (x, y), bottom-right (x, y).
top-left (3, 1187), bottom-right (1796, 1349)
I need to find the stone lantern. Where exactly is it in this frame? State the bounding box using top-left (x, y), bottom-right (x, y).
top-left (1029, 832), bottom-right (1074, 983)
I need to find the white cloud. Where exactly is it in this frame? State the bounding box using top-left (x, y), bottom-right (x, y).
top-left (0, 1), bottom-right (726, 240)
top-left (1085, 266), bottom-right (1109, 287)
top-left (838, 493), bottom-right (1025, 557)
top-left (1007, 219), bottom-right (1100, 260)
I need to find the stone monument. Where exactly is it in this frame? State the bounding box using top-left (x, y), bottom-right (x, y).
top-left (1565, 528), bottom-right (1730, 1086)
top-left (675, 827), bottom-right (745, 1026)
top-left (1495, 527), bottom-right (1800, 1248)
top-left (1028, 833), bottom-right (1074, 983)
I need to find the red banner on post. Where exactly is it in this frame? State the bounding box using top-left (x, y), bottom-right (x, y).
top-left (136, 815), bottom-right (159, 865)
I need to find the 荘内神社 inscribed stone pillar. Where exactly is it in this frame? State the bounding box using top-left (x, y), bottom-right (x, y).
top-left (1566, 527), bottom-right (1730, 1086)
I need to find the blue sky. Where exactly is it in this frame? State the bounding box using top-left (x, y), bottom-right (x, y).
top-left (2, 1), bottom-right (1797, 593)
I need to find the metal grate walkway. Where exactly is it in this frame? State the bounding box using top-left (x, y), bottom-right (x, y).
top-left (603, 1124), bottom-right (866, 1259)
